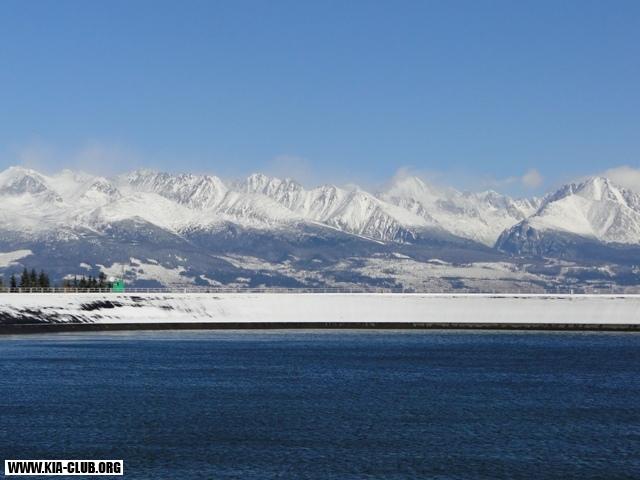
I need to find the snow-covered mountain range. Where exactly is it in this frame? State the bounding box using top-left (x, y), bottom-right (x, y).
top-left (0, 166), bottom-right (639, 290)
top-left (497, 177), bottom-right (640, 249)
top-left (0, 166), bottom-right (544, 244)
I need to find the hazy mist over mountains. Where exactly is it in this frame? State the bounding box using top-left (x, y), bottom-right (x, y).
top-left (0, 165), bottom-right (639, 292)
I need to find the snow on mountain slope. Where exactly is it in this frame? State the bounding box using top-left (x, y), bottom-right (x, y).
top-left (0, 166), bottom-right (57, 198)
top-left (2, 166), bottom-right (640, 289)
top-left (241, 173), bottom-right (431, 241)
top-left (0, 249), bottom-right (33, 267)
top-left (83, 193), bottom-right (197, 231)
top-left (47, 170), bottom-right (122, 206)
top-left (379, 175), bottom-right (539, 246)
top-left (1, 166), bottom-right (637, 254)
top-left (121, 169), bottom-right (228, 209)
top-left (80, 178), bottom-right (122, 204)
top-left (0, 168), bottom-right (128, 236)
top-left (0, 166), bottom-right (529, 243)
top-left (207, 190), bottom-right (301, 228)
top-left (497, 177), bottom-right (640, 250)
top-left (0, 167), bottom-right (70, 234)
top-left (527, 177), bottom-right (640, 243)
top-left (99, 257), bottom-right (193, 286)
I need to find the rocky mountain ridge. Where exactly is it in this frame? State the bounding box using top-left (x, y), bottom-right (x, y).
top-left (0, 166), bottom-right (638, 290)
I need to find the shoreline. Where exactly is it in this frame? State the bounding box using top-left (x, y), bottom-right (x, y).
top-left (2, 322), bottom-right (640, 335)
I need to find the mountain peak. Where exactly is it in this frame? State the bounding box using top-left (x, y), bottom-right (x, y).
top-left (2, 165), bottom-right (40, 175)
top-left (0, 165), bottom-right (53, 196)
top-left (575, 176), bottom-right (626, 203)
top-left (123, 169), bottom-right (228, 209)
top-left (244, 173), bottom-right (303, 197)
top-left (384, 175), bottom-right (429, 199)
top-left (498, 176), bottom-right (640, 250)
top-left (542, 176), bottom-right (630, 208)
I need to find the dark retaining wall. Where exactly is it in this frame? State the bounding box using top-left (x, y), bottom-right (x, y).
top-left (1, 322), bottom-right (639, 335)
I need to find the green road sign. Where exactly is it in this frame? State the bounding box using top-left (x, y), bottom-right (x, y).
top-left (111, 279), bottom-right (125, 292)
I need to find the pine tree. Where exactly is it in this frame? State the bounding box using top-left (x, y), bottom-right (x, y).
top-left (10, 274), bottom-right (17, 289)
top-left (79, 276), bottom-right (87, 289)
top-left (30, 268), bottom-right (37, 287)
top-left (38, 270), bottom-right (50, 288)
top-left (98, 272), bottom-right (107, 289)
top-left (20, 268), bottom-right (30, 288)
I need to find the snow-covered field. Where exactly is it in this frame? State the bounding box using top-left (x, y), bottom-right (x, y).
top-left (0, 249), bottom-right (32, 268)
top-left (0, 293), bottom-right (639, 325)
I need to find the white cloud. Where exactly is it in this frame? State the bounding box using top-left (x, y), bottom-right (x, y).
top-left (71, 142), bottom-right (142, 175)
top-left (481, 168), bottom-right (543, 190)
top-left (261, 154), bottom-right (371, 189)
top-left (601, 165), bottom-right (640, 193)
top-left (521, 169), bottom-right (543, 189)
top-left (15, 143), bottom-right (55, 171)
top-left (3, 141), bottom-right (144, 176)
top-left (385, 166), bottom-right (449, 190)
top-left (384, 166), bottom-right (545, 196)
top-left (265, 154), bottom-right (313, 184)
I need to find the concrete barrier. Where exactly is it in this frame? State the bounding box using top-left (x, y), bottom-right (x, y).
top-left (0, 292), bottom-right (639, 329)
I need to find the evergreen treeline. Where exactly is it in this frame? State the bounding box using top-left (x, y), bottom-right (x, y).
top-left (62, 272), bottom-right (110, 289)
top-left (0, 269), bottom-right (112, 290)
top-left (17, 268), bottom-right (51, 288)
top-left (0, 268), bottom-right (51, 289)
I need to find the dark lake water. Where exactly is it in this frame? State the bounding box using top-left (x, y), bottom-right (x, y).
top-left (1, 330), bottom-right (639, 479)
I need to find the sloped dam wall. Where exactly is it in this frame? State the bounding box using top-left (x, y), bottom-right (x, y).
top-left (0, 293), bottom-right (639, 332)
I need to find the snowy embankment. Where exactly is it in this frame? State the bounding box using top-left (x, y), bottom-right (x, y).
top-left (0, 293), bottom-right (639, 326)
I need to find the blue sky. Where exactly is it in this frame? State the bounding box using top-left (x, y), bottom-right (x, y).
top-left (0, 0), bottom-right (638, 194)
